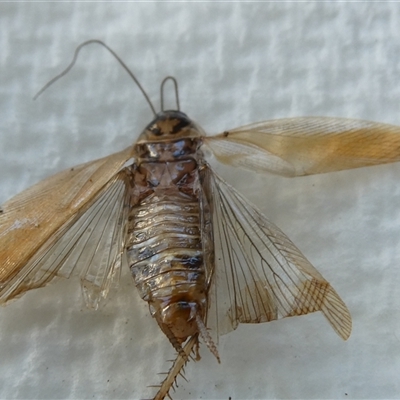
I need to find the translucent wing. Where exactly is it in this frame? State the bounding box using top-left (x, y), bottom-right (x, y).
top-left (0, 146), bottom-right (134, 307)
top-left (202, 164), bottom-right (352, 340)
top-left (203, 117), bottom-right (400, 176)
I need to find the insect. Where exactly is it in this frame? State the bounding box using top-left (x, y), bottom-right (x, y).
top-left (2, 40), bottom-right (400, 400)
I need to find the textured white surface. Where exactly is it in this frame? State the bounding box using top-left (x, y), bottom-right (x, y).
top-left (1, 3), bottom-right (400, 400)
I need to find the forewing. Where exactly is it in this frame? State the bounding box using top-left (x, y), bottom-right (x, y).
top-left (203, 117), bottom-right (400, 176)
top-left (202, 165), bottom-right (352, 340)
top-left (0, 146), bottom-right (134, 306)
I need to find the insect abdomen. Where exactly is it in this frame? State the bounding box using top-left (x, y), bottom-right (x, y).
top-left (127, 191), bottom-right (205, 304)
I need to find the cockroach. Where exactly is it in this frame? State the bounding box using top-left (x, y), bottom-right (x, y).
top-left (2, 40), bottom-right (400, 399)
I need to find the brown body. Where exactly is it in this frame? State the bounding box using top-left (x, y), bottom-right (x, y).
top-left (127, 111), bottom-right (213, 348)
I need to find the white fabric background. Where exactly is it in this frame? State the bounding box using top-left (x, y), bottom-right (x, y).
top-left (1, 3), bottom-right (400, 400)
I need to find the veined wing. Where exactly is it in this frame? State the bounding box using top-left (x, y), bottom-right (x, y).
top-left (201, 164), bottom-right (351, 340)
top-left (0, 146), bottom-right (134, 307)
top-left (203, 117), bottom-right (400, 176)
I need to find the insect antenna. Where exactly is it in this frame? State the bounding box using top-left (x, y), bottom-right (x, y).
top-left (160, 76), bottom-right (180, 111)
top-left (33, 39), bottom-right (157, 116)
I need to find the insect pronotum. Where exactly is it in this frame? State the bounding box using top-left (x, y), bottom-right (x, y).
top-left (2, 40), bottom-right (400, 399)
